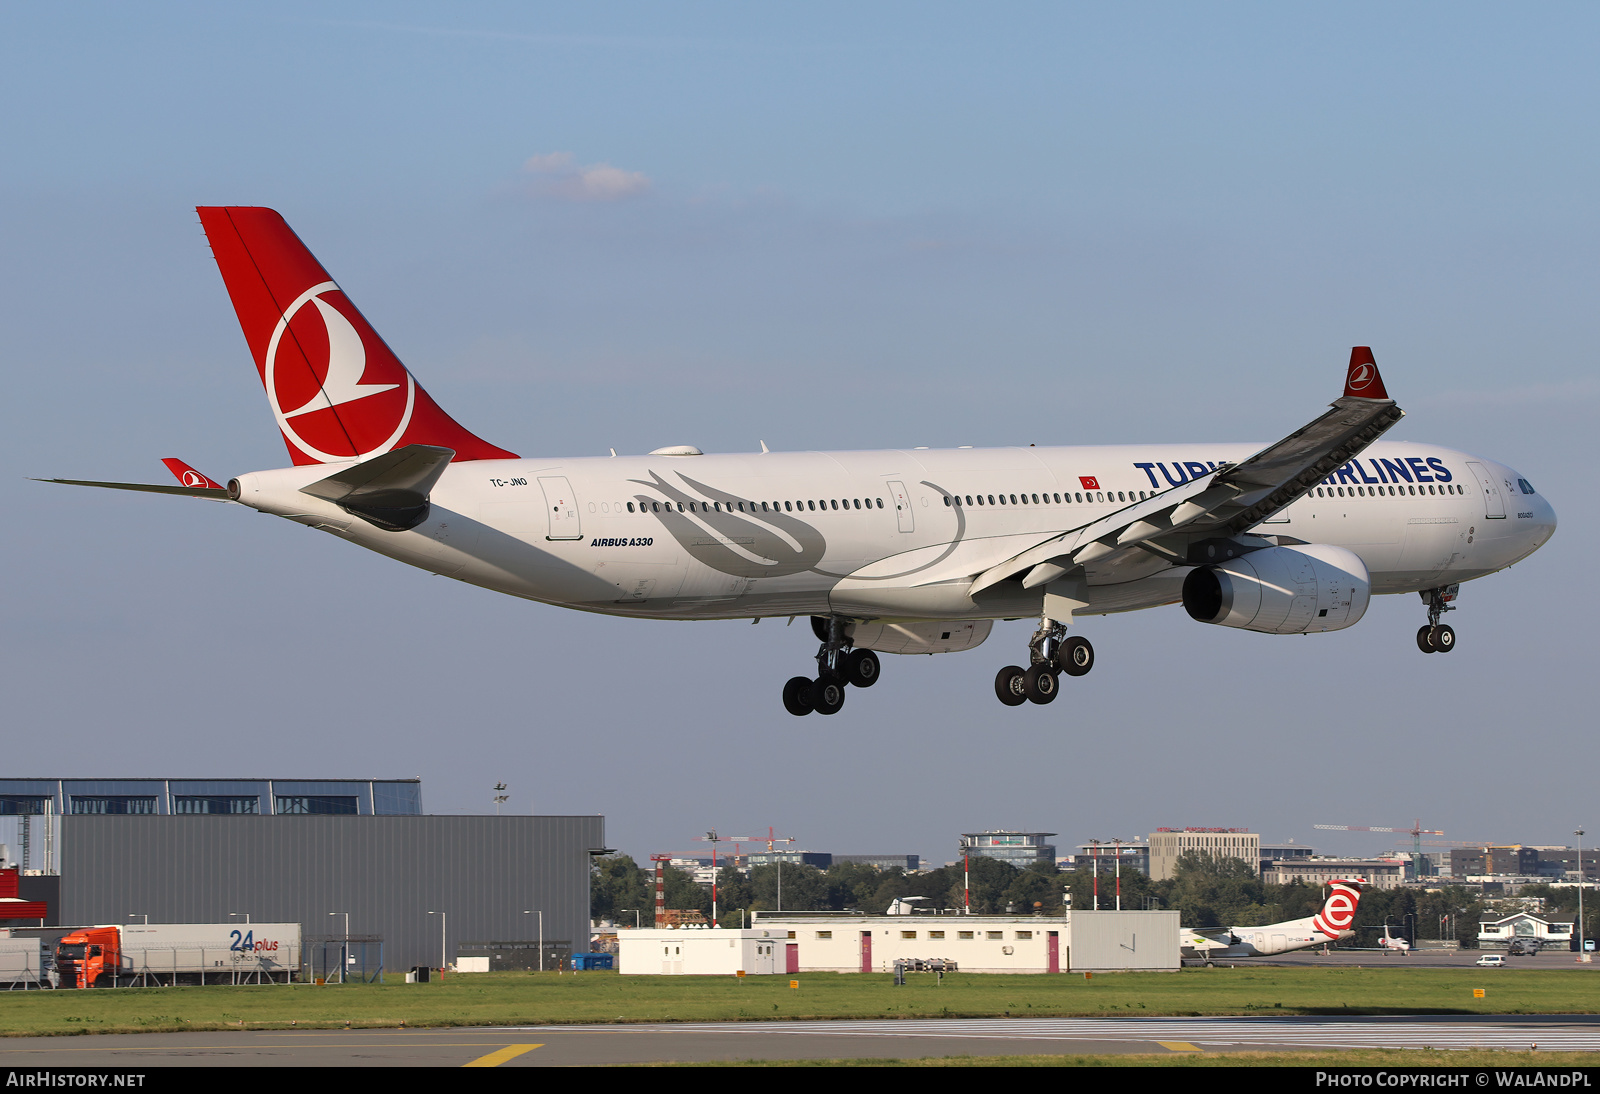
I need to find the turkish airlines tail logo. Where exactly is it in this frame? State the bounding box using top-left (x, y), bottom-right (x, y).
top-left (197, 207), bottom-right (517, 466)
top-left (1311, 879), bottom-right (1363, 936)
top-left (1343, 347), bottom-right (1389, 400)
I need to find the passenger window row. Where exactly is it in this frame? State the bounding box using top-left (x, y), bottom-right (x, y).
top-left (627, 498), bottom-right (886, 514)
top-left (1313, 484), bottom-right (1463, 498)
top-left (941, 489), bottom-right (1152, 507)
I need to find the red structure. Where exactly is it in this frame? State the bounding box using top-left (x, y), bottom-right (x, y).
top-left (0, 868), bottom-right (48, 922)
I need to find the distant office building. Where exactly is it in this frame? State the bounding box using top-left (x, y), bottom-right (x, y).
top-left (1260, 844), bottom-right (1316, 870)
top-left (833, 855), bottom-right (921, 872)
top-left (1149, 828), bottom-right (1260, 881)
top-left (1261, 858), bottom-right (1405, 889)
top-left (1451, 846), bottom-right (1541, 878)
top-left (1074, 843), bottom-right (1150, 877)
top-left (1528, 847), bottom-right (1600, 882)
top-left (961, 831), bottom-right (1056, 869)
top-left (747, 851), bottom-right (833, 869)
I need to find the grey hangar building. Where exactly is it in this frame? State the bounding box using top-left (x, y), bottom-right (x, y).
top-left (0, 778), bottom-right (603, 975)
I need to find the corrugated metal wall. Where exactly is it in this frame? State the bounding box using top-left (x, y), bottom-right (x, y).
top-left (60, 815), bottom-right (603, 973)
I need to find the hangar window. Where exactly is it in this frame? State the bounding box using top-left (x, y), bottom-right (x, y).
top-left (901, 931), bottom-right (917, 939)
top-left (70, 796), bottom-right (157, 815)
top-left (929, 931), bottom-right (945, 939)
top-left (0, 797), bottom-right (47, 816)
top-left (1016, 931), bottom-right (1033, 940)
top-left (174, 796), bottom-right (260, 815)
top-left (815, 931), bottom-right (832, 940)
top-left (958, 931), bottom-right (974, 940)
top-left (275, 795), bottom-right (358, 815)
top-left (986, 931), bottom-right (1004, 940)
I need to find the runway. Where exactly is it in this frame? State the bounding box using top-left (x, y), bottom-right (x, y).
top-left (1, 1015), bottom-right (1596, 1066)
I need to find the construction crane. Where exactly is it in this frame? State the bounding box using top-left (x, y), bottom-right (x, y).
top-left (1315, 820), bottom-right (1445, 866)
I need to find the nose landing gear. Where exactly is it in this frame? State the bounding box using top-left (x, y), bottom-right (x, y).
top-left (994, 618), bottom-right (1094, 707)
top-left (1417, 584), bottom-right (1459, 654)
top-left (782, 616), bottom-right (881, 716)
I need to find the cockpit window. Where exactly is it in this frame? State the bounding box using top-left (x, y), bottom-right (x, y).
top-left (1518, 478), bottom-right (1536, 495)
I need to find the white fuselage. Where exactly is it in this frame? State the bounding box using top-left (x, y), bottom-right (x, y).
top-left (1187, 916), bottom-right (1350, 959)
top-left (228, 440), bottom-right (1556, 625)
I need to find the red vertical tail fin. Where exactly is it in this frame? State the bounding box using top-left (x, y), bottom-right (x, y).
top-left (197, 207), bottom-right (517, 466)
top-left (1312, 878), bottom-right (1364, 936)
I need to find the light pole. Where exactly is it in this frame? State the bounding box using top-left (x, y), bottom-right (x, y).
top-left (128, 914), bottom-right (148, 924)
top-left (1113, 837), bottom-right (1123, 912)
top-left (428, 911), bottom-right (447, 971)
top-left (1577, 828), bottom-right (1587, 960)
top-left (228, 912), bottom-right (250, 923)
top-left (620, 908), bottom-right (640, 929)
top-left (329, 912), bottom-right (349, 983)
top-left (522, 910), bottom-right (544, 972)
top-left (493, 783), bottom-right (508, 815)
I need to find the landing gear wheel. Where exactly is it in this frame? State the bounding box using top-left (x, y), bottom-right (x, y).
top-left (809, 678), bottom-right (846, 715)
top-left (1024, 665), bottom-right (1059, 705)
top-left (994, 665), bottom-right (1028, 707)
top-left (1432, 624), bottom-right (1456, 653)
top-left (782, 676), bottom-right (815, 716)
top-left (1417, 626), bottom-right (1436, 654)
top-left (844, 648), bottom-right (881, 688)
top-left (1058, 636), bottom-right (1095, 677)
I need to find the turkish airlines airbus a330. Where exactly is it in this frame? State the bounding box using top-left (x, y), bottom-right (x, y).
top-left (44, 208), bottom-right (1557, 716)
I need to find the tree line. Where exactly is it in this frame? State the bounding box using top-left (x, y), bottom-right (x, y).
top-left (593, 851), bottom-right (1514, 947)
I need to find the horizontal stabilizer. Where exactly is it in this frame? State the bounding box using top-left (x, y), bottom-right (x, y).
top-left (34, 477), bottom-right (230, 500)
top-left (300, 444), bottom-right (454, 531)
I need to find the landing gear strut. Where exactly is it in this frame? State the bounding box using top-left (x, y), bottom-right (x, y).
top-left (1416, 584), bottom-right (1459, 654)
top-left (995, 617), bottom-right (1094, 707)
top-left (782, 616), bottom-right (880, 716)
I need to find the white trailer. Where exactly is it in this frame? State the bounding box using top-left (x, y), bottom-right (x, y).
top-left (118, 923), bottom-right (301, 985)
top-left (0, 936), bottom-right (47, 988)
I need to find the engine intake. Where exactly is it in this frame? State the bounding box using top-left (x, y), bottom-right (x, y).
top-left (1182, 544), bottom-right (1370, 634)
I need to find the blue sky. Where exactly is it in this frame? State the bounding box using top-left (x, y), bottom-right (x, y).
top-left (2, 3), bottom-right (1595, 866)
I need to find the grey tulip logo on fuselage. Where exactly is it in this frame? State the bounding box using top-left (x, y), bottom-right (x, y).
top-left (631, 471), bottom-right (826, 578)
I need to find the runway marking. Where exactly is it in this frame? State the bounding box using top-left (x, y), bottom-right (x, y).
top-left (1157, 1042), bottom-right (1202, 1052)
top-left (505, 1018), bottom-right (1600, 1052)
top-left (463, 1044), bottom-right (542, 1067)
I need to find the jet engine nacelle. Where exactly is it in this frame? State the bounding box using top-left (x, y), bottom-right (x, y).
top-left (1181, 544), bottom-right (1370, 635)
top-left (847, 620), bottom-right (993, 655)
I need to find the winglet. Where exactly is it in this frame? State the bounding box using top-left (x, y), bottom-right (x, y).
top-left (161, 458), bottom-right (223, 491)
top-left (1343, 346), bottom-right (1389, 400)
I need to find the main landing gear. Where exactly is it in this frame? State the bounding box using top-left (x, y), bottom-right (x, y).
top-left (783, 616), bottom-right (881, 717)
top-left (1416, 584), bottom-right (1460, 654)
top-left (994, 618), bottom-right (1094, 707)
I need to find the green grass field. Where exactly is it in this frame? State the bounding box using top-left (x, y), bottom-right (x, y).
top-left (6, 967), bottom-right (1600, 1039)
top-left (646, 1050), bottom-right (1600, 1067)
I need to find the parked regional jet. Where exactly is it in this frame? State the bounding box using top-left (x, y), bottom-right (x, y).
top-left (1183, 879), bottom-right (1365, 962)
top-left (41, 208), bottom-right (1557, 715)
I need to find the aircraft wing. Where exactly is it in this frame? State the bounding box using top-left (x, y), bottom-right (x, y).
top-left (968, 348), bottom-right (1403, 597)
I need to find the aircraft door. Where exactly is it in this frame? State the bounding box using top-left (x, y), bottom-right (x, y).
top-left (539, 477), bottom-right (583, 540)
top-left (1465, 461), bottom-right (1506, 519)
top-left (886, 480), bottom-right (914, 533)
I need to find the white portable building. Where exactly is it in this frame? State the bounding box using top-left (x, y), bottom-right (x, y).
top-left (617, 928), bottom-right (793, 976)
